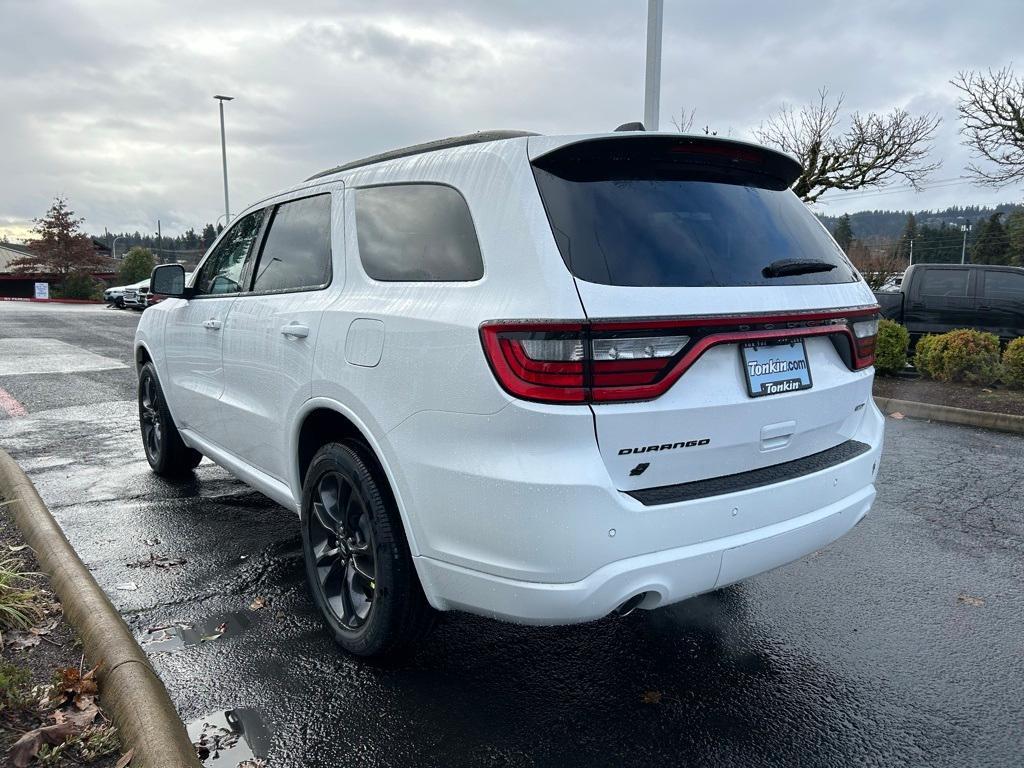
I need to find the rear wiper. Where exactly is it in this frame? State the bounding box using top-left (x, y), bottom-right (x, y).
top-left (762, 259), bottom-right (837, 278)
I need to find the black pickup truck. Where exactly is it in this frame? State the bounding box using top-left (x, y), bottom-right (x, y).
top-left (874, 263), bottom-right (1024, 342)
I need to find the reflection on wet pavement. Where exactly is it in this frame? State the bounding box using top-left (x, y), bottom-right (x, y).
top-left (142, 612), bottom-right (252, 654)
top-left (188, 708), bottom-right (271, 765)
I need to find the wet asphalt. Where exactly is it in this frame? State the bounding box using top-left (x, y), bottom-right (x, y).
top-left (0, 302), bottom-right (1022, 767)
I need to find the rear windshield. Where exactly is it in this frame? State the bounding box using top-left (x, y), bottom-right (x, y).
top-left (531, 138), bottom-right (858, 288)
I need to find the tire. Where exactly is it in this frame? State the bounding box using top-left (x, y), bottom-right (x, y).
top-left (115, 297), bottom-right (125, 309)
top-left (138, 362), bottom-right (202, 477)
top-left (301, 441), bottom-right (433, 658)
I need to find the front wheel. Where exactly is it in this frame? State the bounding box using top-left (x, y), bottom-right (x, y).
top-left (301, 442), bottom-right (433, 658)
top-left (138, 363), bottom-right (202, 476)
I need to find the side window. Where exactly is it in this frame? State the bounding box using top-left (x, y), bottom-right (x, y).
top-left (919, 269), bottom-right (968, 298)
top-left (354, 184), bottom-right (484, 281)
top-left (193, 210), bottom-right (266, 296)
top-left (251, 194), bottom-right (332, 293)
top-left (982, 271), bottom-right (1024, 303)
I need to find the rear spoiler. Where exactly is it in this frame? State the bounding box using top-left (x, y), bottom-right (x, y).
top-left (529, 135), bottom-right (802, 191)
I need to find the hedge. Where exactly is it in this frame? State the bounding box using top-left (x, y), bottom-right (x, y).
top-left (914, 329), bottom-right (1001, 385)
top-left (1003, 337), bottom-right (1024, 389)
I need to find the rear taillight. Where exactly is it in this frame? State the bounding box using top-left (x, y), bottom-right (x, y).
top-left (850, 317), bottom-right (879, 369)
top-left (481, 308), bottom-right (879, 404)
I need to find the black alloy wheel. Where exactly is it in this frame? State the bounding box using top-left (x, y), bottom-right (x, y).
top-left (308, 470), bottom-right (378, 629)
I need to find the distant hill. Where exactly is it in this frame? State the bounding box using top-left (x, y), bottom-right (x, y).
top-left (817, 203), bottom-right (1022, 240)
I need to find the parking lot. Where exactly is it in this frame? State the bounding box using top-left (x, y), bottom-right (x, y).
top-left (1, 301), bottom-right (1023, 767)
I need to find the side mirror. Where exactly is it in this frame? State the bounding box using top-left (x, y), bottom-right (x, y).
top-left (150, 264), bottom-right (189, 298)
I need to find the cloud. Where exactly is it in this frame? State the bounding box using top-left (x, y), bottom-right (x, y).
top-left (0, 0), bottom-right (1021, 239)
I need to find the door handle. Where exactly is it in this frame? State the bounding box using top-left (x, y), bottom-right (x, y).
top-left (202, 319), bottom-right (222, 330)
top-left (281, 323), bottom-right (310, 338)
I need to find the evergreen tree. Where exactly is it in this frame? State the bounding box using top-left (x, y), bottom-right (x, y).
top-left (1006, 210), bottom-right (1024, 267)
top-left (971, 213), bottom-right (1011, 265)
top-left (895, 213), bottom-right (917, 262)
top-left (201, 223), bottom-right (218, 249)
top-left (833, 214), bottom-right (854, 252)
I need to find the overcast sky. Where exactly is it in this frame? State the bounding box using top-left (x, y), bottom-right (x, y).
top-left (1, 0), bottom-right (1022, 241)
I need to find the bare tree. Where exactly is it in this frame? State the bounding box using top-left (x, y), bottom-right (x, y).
top-left (670, 107), bottom-right (718, 136)
top-left (755, 89), bottom-right (941, 203)
top-left (670, 107), bottom-right (696, 133)
top-left (951, 66), bottom-right (1024, 187)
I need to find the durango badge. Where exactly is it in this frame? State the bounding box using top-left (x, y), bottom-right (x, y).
top-left (618, 439), bottom-right (711, 455)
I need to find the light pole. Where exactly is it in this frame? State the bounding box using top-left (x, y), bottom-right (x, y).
top-left (214, 95), bottom-right (234, 225)
top-left (643, 0), bottom-right (664, 131)
top-left (111, 236), bottom-right (125, 260)
top-left (960, 224), bottom-right (972, 264)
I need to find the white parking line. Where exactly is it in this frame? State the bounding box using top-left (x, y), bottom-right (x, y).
top-left (0, 338), bottom-right (127, 376)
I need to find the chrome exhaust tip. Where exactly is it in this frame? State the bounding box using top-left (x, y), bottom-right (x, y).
top-left (612, 592), bottom-right (647, 618)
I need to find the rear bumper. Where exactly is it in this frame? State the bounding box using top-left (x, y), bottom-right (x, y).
top-left (397, 401), bottom-right (884, 624)
top-left (415, 481), bottom-right (874, 624)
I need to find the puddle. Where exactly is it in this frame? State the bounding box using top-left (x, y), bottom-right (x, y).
top-left (141, 612), bottom-right (251, 653)
top-left (187, 708), bottom-right (271, 765)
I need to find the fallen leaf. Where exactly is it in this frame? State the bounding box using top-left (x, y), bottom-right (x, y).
top-left (115, 748), bottom-right (136, 768)
top-left (6, 631), bottom-right (41, 650)
top-left (9, 722), bottom-right (77, 767)
top-left (982, 388), bottom-right (993, 393)
top-left (889, 411), bottom-right (905, 420)
top-left (31, 619), bottom-right (60, 637)
top-left (53, 701), bottom-right (99, 728)
top-left (641, 690), bottom-right (663, 704)
top-left (957, 593), bottom-right (985, 607)
top-left (115, 582), bottom-right (138, 591)
top-left (250, 596), bottom-right (267, 611)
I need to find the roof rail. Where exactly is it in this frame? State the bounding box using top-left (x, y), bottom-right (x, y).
top-left (307, 130), bottom-right (539, 181)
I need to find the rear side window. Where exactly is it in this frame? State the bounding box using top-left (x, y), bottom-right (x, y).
top-left (354, 184), bottom-right (483, 281)
top-left (981, 271), bottom-right (1024, 302)
top-left (531, 137), bottom-right (858, 288)
top-left (193, 209), bottom-right (266, 295)
top-left (252, 194), bottom-right (332, 293)
top-left (920, 269), bottom-right (969, 297)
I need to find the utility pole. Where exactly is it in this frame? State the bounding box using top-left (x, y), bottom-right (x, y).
top-left (643, 0), bottom-right (664, 131)
top-left (908, 238), bottom-right (913, 266)
top-left (157, 220), bottom-right (162, 263)
top-left (960, 224), bottom-right (971, 264)
top-left (215, 95), bottom-right (234, 225)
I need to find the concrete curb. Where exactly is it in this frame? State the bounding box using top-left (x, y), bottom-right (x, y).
top-left (0, 448), bottom-right (201, 768)
top-left (874, 396), bottom-right (1024, 435)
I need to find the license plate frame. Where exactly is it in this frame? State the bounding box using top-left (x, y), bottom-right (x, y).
top-left (740, 339), bottom-right (813, 398)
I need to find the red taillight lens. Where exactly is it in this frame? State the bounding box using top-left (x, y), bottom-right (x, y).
top-left (850, 317), bottom-right (879, 369)
top-left (480, 323), bottom-right (689, 404)
top-left (480, 309), bottom-right (879, 405)
top-left (480, 323), bottom-right (588, 403)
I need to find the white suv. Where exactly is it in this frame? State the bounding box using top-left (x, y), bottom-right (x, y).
top-left (136, 131), bottom-right (884, 657)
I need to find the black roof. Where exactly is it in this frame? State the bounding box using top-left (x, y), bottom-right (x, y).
top-left (307, 130), bottom-right (538, 181)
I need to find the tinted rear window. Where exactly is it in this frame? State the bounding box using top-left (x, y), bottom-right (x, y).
top-left (355, 184), bottom-right (483, 281)
top-left (920, 269), bottom-right (968, 297)
top-left (981, 270), bottom-right (1024, 302)
top-left (532, 138), bottom-right (857, 288)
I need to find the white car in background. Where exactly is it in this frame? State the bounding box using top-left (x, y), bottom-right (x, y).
top-left (135, 130), bottom-right (884, 658)
top-left (104, 278), bottom-right (147, 308)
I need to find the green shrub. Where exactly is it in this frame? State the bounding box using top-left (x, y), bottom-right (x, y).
top-left (1002, 337), bottom-right (1024, 389)
top-left (913, 334), bottom-right (942, 378)
top-left (917, 329), bottom-right (1001, 385)
top-left (874, 319), bottom-right (909, 375)
top-left (58, 271), bottom-right (104, 300)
